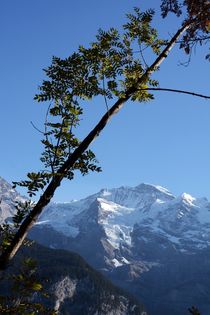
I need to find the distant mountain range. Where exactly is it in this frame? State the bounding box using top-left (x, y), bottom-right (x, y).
top-left (0, 176), bottom-right (146, 315)
top-left (1, 176), bottom-right (210, 314)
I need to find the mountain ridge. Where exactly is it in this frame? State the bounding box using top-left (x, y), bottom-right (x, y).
top-left (1, 177), bottom-right (210, 314)
top-left (35, 182), bottom-right (210, 254)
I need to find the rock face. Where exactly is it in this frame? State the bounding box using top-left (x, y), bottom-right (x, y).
top-left (0, 176), bottom-right (25, 224)
top-left (0, 243), bottom-right (146, 315)
top-left (1, 178), bottom-right (210, 314)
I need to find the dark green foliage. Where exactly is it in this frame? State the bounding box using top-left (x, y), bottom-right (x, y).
top-left (188, 306), bottom-right (201, 315)
top-left (0, 257), bottom-right (56, 315)
top-left (1, 6), bottom-right (209, 310)
top-left (12, 7), bottom-right (163, 198)
top-left (0, 4), bottom-right (208, 315)
top-left (0, 201), bottom-right (34, 250)
top-left (0, 224), bottom-right (13, 251)
top-left (161, 0), bottom-right (210, 55)
top-left (12, 201), bottom-right (33, 228)
top-left (161, 0), bottom-right (182, 17)
top-left (2, 9), bottom-right (166, 271)
top-left (0, 243), bottom-right (145, 314)
top-left (10, 3), bottom-right (205, 199)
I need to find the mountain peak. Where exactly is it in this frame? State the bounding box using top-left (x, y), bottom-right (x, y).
top-left (99, 188), bottom-right (112, 197)
top-left (0, 176), bottom-right (23, 203)
top-left (93, 183), bottom-right (175, 210)
top-left (135, 183), bottom-right (174, 197)
top-left (180, 192), bottom-right (196, 205)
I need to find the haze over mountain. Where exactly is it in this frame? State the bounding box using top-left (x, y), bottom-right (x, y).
top-left (1, 176), bottom-right (210, 314)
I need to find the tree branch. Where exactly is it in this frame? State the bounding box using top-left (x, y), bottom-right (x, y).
top-left (176, 35), bottom-right (210, 44)
top-left (45, 103), bottom-right (55, 174)
top-left (0, 22), bottom-right (192, 270)
top-left (30, 121), bottom-right (44, 134)
top-left (133, 36), bottom-right (210, 55)
top-left (143, 87), bottom-right (210, 99)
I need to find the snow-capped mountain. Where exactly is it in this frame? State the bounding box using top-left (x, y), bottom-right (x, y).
top-left (1, 178), bottom-right (210, 315)
top-left (30, 183), bottom-right (210, 315)
top-left (0, 176), bottom-right (26, 224)
top-left (35, 183), bottom-right (210, 257)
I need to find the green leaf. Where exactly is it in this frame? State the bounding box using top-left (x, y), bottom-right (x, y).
top-left (31, 283), bottom-right (43, 291)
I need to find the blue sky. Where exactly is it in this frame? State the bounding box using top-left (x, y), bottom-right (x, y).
top-left (0, 0), bottom-right (209, 201)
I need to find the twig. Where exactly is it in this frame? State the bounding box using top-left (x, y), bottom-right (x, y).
top-left (102, 76), bottom-right (109, 112)
top-left (142, 87), bottom-right (210, 99)
top-left (30, 121), bottom-right (44, 134)
top-left (133, 36), bottom-right (210, 55)
top-left (45, 103), bottom-right (55, 174)
top-left (138, 42), bottom-right (148, 68)
top-left (0, 21), bottom-right (193, 270)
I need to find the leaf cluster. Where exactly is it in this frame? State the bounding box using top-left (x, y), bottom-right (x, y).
top-left (0, 258), bottom-right (56, 315)
top-left (13, 173), bottom-right (51, 197)
top-left (161, 0), bottom-right (210, 56)
top-left (188, 306), bottom-right (201, 315)
top-left (15, 7), bottom-right (163, 197)
top-left (0, 201), bottom-right (34, 251)
top-left (12, 201), bottom-right (34, 228)
top-left (35, 9), bottom-right (160, 104)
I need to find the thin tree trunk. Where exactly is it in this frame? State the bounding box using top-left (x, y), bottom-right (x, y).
top-left (0, 22), bottom-right (190, 270)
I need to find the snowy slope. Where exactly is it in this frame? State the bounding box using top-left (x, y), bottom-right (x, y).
top-left (1, 177), bottom-right (210, 315)
top-left (37, 183), bottom-right (174, 239)
top-left (1, 178), bottom-right (210, 258)
top-left (1, 178), bottom-right (210, 314)
top-left (0, 176), bottom-right (26, 223)
top-left (34, 183), bottom-right (210, 261)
